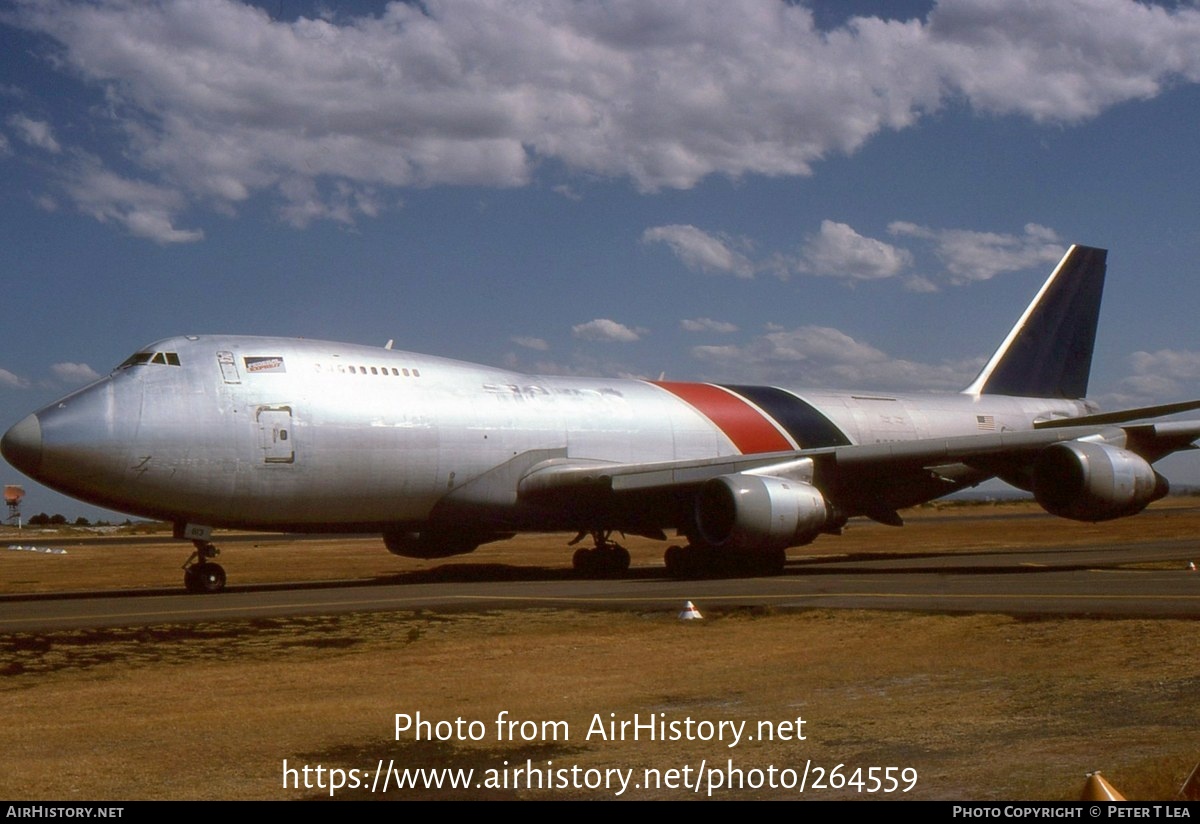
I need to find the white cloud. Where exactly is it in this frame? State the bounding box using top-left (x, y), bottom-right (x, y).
top-left (904, 274), bottom-right (939, 293)
top-left (11, 0), bottom-right (1200, 236)
top-left (51, 362), bottom-right (102, 385)
top-left (889, 222), bottom-right (1066, 284)
top-left (649, 220), bottom-right (912, 283)
top-left (277, 178), bottom-right (379, 229)
top-left (642, 225), bottom-right (755, 278)
top-left (798, 220), bottom-right (913, 281)
top-left (692, 324), bottom-right (982, 391)
top-left (1119, 349), bottom-right (1200, 401)
top-left (923, 0), bottom-right (1199, 122)
top-left (572, 318), bottom-right (643, 343)
top-left (62, 154), bottom-right (204, 244)
top-left (0, 368), bottom-right (30, 389)
top-left (681, 318), bottom-right (738, 334)
top-left (0, 133), bottom-right (11, 158)
top-left (7, 114), bottom-right (61, 153)
top-left (511, 336), bottom-right (549, 351)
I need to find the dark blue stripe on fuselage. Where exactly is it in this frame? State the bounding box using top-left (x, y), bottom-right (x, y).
top-left (720, 385), bottom-right (852, 448)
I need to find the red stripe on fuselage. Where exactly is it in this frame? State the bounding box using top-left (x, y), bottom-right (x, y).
top-left (650, 381), bottom-right (794, 454)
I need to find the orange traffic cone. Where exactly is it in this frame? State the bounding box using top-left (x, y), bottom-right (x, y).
top-left (678, 601), bottom-right (703, 620)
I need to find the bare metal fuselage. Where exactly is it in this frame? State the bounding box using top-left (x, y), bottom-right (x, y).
top-left (20, 335), bottom-right (1088, 534)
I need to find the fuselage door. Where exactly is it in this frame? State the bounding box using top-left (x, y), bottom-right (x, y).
top-left (256, 405), bottom-right (295, 464)
top-left (218, 351), bottom-right (241, 384)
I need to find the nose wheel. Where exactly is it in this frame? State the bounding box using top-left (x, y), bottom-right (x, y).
top-left (183, 540), bottom-right (226, 593)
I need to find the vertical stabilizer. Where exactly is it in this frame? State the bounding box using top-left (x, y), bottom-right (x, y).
top-left (963, 245), bottom-right (1106, 399)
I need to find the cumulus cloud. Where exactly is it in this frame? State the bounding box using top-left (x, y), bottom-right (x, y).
top-left (923, 0), bottom-right (1196, 122)
top-left (571, 318), bottom-right (643, 343)
top-left (642, 225), bottom-right (755, 278)
top-left (511, 335), bottom-right (549, 351)
top-left (648, 218), bottom-right (1066, 288)
top-left (681, 317), bottom-right (738, 333)
top-left (0, 368), bottom-right (30, 389)
top-left (797, 220), bottom-right (913, 281)
top-left (648, 221), bottom-right (913, 283)
top-left (889, 222), bottom-right (1066, 283)
top-left (7, 114), bottom-right (61, 153)
top-left (1119, 349), bottom-right (1200, 401)
top-left (51, 362), bottom-right (102, 385)
top-left (10, 0), bottom-right (1200, 237)
top-left (692, 324), bottom-right (983, 390)
top-left (61, 153), bottom-right (204, 244)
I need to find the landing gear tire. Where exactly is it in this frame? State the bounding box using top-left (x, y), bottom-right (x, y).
top-left (570, 533), bottom-right (631, 577)
top-left (184, 562), bottom-right (227, 593)
top-left (664, 545), bottom-right (787, 579)
top-left (663, 544), bottom-right (713, 579)
top-left (749, 548), bottom-right (787, 576)
top-left (572, 547), bottom-right (593, 573)
top-left (182, 539), bottom-right (226, 593)
top-left (663, 545), bottom-right (688, 578)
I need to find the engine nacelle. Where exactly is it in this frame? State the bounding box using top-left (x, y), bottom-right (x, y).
top-left (383, 529), bottom-right (482, 559)
top-left (1032, 441), bottom-right (1168, 522)
top-left (695, 473), bottom-right (830, 550)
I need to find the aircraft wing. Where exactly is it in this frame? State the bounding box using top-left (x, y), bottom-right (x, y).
top-left (516, 418), bottom-right (1200, 522)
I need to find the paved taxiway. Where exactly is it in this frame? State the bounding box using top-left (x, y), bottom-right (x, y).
top-left (2, 539), bottom-right (1198, 631)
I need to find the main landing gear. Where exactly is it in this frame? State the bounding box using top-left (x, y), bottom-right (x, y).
top-left (663, 543), bottom-right (787, 579)
top-left (569, 530), bottom-right (632, 576)
top-left (183, 540), bottom-right (227, 593)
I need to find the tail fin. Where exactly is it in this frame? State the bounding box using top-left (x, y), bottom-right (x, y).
top-left (963, 244), bottom-right (1107, 399)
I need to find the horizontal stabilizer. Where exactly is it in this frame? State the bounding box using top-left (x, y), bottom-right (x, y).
top-left (1034, 399), bottom-right (1200, 429)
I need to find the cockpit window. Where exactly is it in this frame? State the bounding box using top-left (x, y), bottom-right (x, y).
top-left (119, 352), bottom-right (153, 368)
top-left (118, 351), bottom-right (181, 369)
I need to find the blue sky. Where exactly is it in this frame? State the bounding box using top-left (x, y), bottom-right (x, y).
top-left (3, 0), bottom-right (1200, 520)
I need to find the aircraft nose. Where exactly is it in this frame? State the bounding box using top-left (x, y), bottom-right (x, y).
top-left (2, 414), bottom-right (43, 477)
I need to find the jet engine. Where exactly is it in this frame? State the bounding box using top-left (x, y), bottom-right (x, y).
top-left (383, 528), bottom-right (483, 558)
top-left (694, 473), bottom-right (830, 550)
top-left (1032, 441), bottom-right (1168, 522)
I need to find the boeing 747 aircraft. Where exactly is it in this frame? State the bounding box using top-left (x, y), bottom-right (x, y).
top-left (5, 245), bottom-right (1200, 592)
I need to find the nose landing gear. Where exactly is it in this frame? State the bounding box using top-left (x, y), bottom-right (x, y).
top-left (183, 540), bottom-right (226, 593)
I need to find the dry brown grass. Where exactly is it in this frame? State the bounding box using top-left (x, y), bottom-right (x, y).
top-left (3, 498), bottom-right (1199, 595)
top-left (2, 501), bottom-right (1199, 801)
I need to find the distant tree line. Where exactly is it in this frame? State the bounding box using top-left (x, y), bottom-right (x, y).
top-left (24, 513), bottom-right (121, 527)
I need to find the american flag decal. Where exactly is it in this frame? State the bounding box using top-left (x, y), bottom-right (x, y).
top-left (976, 415), bottom-right (995, 430)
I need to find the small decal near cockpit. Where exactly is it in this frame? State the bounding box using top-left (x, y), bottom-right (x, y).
top-left (245, 356), bottom-right (286, 373)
